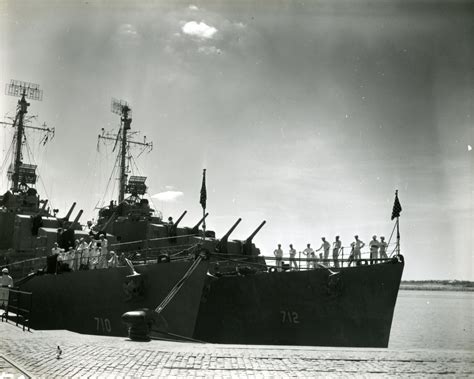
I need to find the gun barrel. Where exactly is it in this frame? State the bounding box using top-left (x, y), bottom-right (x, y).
top-left (245, 220), bottom-right (266, 244)
top-left (215, 218), bottom-right (242, 253)
top-left (174, 210), bottom-right (187, 226)
top-left (64, 202), bottom-right (77, 221)
top-left (192, 212), bottom-right (209, 233)
top-left (69, 209), bottom-right (83, 229)
top-left (222, 218), bottom-right (242, 241)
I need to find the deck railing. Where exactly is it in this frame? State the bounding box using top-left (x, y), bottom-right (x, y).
top-left (259, 255), bottom-right (396, 271)
top-left (3, 244), bottom-right (400, 282)
top-left (1, 287), bottom-right (33, 331)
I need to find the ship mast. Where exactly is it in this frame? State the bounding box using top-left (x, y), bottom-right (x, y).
top-left (12, 94), bottom-right (27, 193)
top-left (118, 102), bottom-right (131, 203)
top-left (98, 98), bottom-right (152, 204)
top-left (3, 80), bottom-right (53, 193)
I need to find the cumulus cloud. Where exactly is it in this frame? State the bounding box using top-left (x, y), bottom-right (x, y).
top-left (151, 190), bottom-right (184, 202)
top-left (189, 4), bottom-right (199, 11)
top-left (113, 23), bottom-right (140, 47)
top-left (198, 46), bottom-right (222, 55)
top-left (182, 21), bottom-right (217, 39)
top-left (117, 23), bottom-right (138, 36)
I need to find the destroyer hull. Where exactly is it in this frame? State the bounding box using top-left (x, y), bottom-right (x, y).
top-left (194, 260), bottom-right (404, 347)
top-left (19, 260), bottom-right (209, 338)
top-left (18, 259), bottom-right (403, 347)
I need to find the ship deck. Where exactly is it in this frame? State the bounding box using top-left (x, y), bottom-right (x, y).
top-left (0, 316), bottom-right (471, 378)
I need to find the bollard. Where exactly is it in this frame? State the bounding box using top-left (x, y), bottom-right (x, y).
top-left (121, 309), bottom-right (153, 341)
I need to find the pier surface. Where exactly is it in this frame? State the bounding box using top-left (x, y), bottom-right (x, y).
top-left (0, 320), bottom-right (472, 378)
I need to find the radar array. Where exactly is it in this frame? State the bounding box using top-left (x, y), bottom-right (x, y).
top-left (98, 98), bottom-right (153, 203)
top-left (2, 80), bottom-right (54, 192)
top-left (5, 80), bottom-right (43, 101)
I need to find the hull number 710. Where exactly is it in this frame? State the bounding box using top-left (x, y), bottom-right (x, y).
top-left (94, 317), bottom-right (112, 333)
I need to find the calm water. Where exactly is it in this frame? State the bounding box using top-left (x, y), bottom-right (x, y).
top-left (389, 290), bottom-right (474, 350)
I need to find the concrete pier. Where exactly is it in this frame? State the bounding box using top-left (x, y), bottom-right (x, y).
top-left (0, 320), bottom-right (472, 378)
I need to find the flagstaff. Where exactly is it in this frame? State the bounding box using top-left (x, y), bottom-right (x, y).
top-left (200, 168), bottom-right (207, 241)
top-left (391, 189), bottom-right (403, 256)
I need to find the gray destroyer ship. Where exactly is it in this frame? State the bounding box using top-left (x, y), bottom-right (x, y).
top-left (1, 83), bottom-right (404, 347)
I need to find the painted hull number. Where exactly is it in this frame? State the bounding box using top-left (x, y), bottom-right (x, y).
top-left (280, 311), bottom-right (299, 324)
top-left (94, 317), bottom-right (112, 333)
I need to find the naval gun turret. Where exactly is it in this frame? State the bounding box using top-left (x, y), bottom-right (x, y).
top-left (59, 202), bottom-right (76, 225)
top-left (190, 212), bottom-right (209, 235)
top-left (215, 218), bottom-right (242, 254)
top-left (168, 210), bottom-right (187, 236)
top-left (243, 220), bottom-right (266, 255)
top-left (167, 211), bottom-right (187, 244)
top-left (57, 209), bottom-right (83, 250)
top-left (30, 200), bottom-right (50, 236)
top-left (69, 210), bottom-right (83, 230)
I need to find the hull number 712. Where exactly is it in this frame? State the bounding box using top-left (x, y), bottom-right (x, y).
top-left (280, 311), bottom-right (300, 324)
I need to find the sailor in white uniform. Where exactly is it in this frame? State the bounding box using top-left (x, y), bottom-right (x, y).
top-left (289, 244), bottom-right (298, 270)
top-left (51, 242), bottom-right (62, 256)
top-left (379, 236), bottom-right (388, 259)
top-left (97, 235), bottom-right (109, 269)
top-left (316, 237), bottom-right (331, 264)
top-left (303, 244), bottom-right (315, 269)
top-left (77, 238), bottom-right (89, 268)
top-left (273, 244), bottom-right (283, 271)
top-left (1, 268), bottom-right (13, 308)
top-left (351, 235), bottom-right (365, 260)
top-left (332, 236), bottom-right (342, 268)
top-left (369, 235), bottom-right (379, 265)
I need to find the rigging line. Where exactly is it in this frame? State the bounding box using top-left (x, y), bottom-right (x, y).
top-left (112, 147), bottom-right (122, 197)
top-left (78, 137), bottom-right (104, 207)
top-left (0, 140), bottom-right (14, 173)
top-left (99, 147), bottom-right (121, 207)
top-left (93, 138), bottom-right (108, 209)
top-left (387, 222), bottom-right (398, 258)
top-left (128, 155), bottom-right (160, 215)
top-left (24, 137), bottom-right (52, 205)
top-left (135, 146), bottom-right (149, 159)
top-left (387, 221), bottom-right (397, 248)
top-left (99, 155), bottom-right (118, 207)
top-left (128, 155), bottom-right (143, 178)
top-left (97, 136), bottom-right (115, 207)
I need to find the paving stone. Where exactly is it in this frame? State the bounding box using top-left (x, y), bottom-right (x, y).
top-left (0, 320), bottom-right (472, 378)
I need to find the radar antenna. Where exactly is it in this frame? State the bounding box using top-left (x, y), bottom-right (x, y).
top-left (98, 98), bottom-right (152, 203)
top-left (3, 80), bottom-right (54, 192)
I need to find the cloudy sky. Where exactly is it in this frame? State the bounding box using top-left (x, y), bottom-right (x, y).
top-left (0, 0), bottom-right (472, 280)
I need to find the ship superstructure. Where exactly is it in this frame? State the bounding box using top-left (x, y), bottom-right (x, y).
top-left (0, 80), bottom-right (84, 262)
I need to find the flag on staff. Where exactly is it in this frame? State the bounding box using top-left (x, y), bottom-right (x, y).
top-left (200, 169), bottom-right (207, 210)
top-left (391, 190), bottom-right (402, 220)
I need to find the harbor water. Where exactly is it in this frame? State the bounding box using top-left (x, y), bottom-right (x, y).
top-left (389, 289), bottom-right (474, 350)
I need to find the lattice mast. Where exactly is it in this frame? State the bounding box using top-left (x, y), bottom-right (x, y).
top-left (118, 100), bottom-right (131, 203)
top-left (4, 80), bottom-right (53, 193)
top-left (98, 98), bottom-right (152, 204)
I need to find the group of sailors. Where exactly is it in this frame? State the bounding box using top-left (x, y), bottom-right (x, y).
top-left (51, 235), bottom-right (118, 271)
top-left (273, 235), bottom-right (389, 271)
